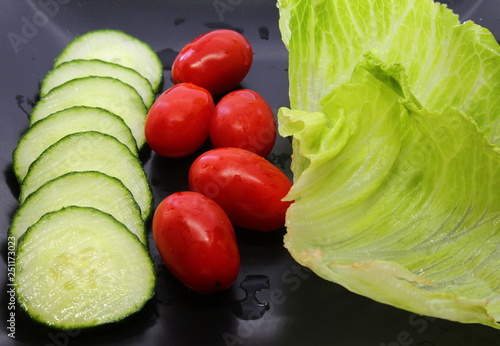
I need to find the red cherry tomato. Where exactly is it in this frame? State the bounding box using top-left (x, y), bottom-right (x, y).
top-left (152, 191), bottom-right (240, 294)
top-left (210, 89), bottom-right (276, 157)
top-left (145, 83), bottom-right (214, 158)
top-left (188, 148), bottom-right (293, 232)
top-left (171, 29), bottom-right (253, 95)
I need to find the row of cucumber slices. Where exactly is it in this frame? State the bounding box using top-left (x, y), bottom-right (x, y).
top-left (9, 30), bottom-right (163, 330)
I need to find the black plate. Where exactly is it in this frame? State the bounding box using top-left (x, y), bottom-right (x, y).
top-left (1, 1), bottom-right (499, 345)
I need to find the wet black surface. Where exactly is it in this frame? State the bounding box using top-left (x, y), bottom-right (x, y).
top-left (1, 1), bottom-right (499, 345)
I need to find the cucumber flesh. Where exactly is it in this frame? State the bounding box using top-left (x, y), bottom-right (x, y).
top-left (40, 59), bottom-right (154, 107)
top-left (20, 131), bottom-right (152, 220)
top-left (13, 106), bottom-right (138, 182)
top-left (9, 171), bottom-right (146, 245)
top-left (54, 29), bottom-right (163, 92)
top-left (15, 206), bottom-right (155, 330)
top-left (29, 76), bottom-right (148, 149)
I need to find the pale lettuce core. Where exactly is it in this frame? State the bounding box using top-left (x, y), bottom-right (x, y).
top-left (277, 0), bottom-right (500, 329)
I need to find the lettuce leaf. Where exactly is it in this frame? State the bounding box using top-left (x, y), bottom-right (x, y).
top-left (278, 0), bottom-right (500, 178)
top-left (277, 0), bottom-right (500, 329)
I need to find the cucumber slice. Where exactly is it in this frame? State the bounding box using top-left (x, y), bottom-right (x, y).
top-left (29, 76), bottom-right (148, 149)
top-left (13, 106), bottom-right (138, 182)
top-left (54, 29), bottom-right (163, 92)
top-left (15, 206), bottom-right (155, 330)
top-left (9, 171), bottom-right (146, 245)
top-left (20, 131), bottom-right (152, 220)
top-left (40, 59), bottom-right (154, 107)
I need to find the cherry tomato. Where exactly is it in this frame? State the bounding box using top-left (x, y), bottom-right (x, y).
top-left (145, 83), bottom-right (214, 158)
top-left (210, 89), bottom-right (276, 157)
top-left (188, 148), bottom-right (293, 232)
top-left (152, 191), bottom-right (240, 294)
top-left (171, 29), bottom-right (253, 95)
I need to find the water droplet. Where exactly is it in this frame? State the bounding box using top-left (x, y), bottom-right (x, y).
top-left (230, 275), bottom-right (270, 320)
top-left (156, 48), bottom-right (179, 70)
top-left (258, 26), bottom-right (269, 40)
top-left (174, 18), bottom-right (185, 26)
top-left (16, 94), bottom-right (36, 117)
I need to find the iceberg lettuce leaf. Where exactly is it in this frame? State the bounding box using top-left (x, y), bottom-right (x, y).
top-left (280, 56), bottom-right (500, 328)
top-left (277, 0), bottom-right (500, 329)
top-left (278, 0), bottom-right (500, 148)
